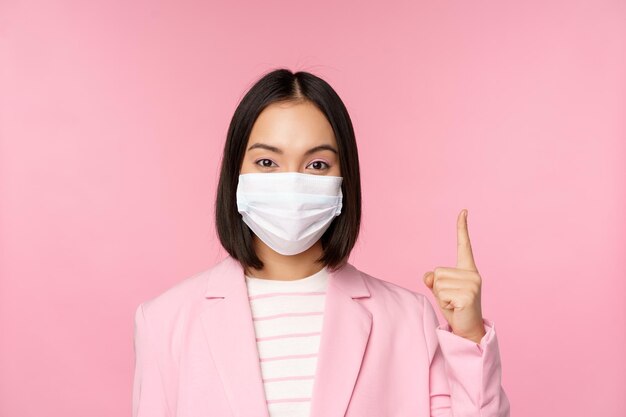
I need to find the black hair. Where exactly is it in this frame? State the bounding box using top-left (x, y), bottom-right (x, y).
top-left (215, 68), bottom-right (362, 273)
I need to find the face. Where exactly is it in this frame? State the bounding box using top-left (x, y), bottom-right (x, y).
top-left (240, 100), bottom-right (341, 177)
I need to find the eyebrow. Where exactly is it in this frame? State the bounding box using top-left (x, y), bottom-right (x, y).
top-left (247, 142), bottom-right (338, 156)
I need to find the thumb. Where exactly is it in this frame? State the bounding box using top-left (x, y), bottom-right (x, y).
top-left (423, 271), bottom-right (434, 290)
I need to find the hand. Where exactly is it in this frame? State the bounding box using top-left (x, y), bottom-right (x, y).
top-left (423, 209), bottom-right (486, 343)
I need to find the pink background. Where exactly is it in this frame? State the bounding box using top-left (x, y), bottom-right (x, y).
top-left (1, 0), bottom-right (624, 415)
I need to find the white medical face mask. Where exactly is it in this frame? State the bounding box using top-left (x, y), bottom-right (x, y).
top-left (236, 172), bottom-right (343, 256)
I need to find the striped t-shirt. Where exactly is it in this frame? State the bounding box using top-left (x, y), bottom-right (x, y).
top-left (244, 266), bottom-right (329, 417)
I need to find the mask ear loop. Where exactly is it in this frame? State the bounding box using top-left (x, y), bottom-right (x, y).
top-left (334, 187), bottom-right (344, 215)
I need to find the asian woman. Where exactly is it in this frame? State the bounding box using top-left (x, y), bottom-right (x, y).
top-left (132, 68), bottom-right (511, 417)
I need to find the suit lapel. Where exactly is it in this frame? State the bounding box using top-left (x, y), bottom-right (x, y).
top-left (200, 256), bottom-right (270, 417)
top-left (200, 255), bottom-right (372, 417)
top-left (308, 260), bottom-right (372, 417)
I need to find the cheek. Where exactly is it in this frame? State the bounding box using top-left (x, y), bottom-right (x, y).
top-left (329, 164), bottom-right (341, 176)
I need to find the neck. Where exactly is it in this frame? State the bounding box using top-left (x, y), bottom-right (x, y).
top-left (244, 237), bottom-right (326, 281)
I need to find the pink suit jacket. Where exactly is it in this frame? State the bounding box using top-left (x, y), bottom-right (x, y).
top-left (133, 255), bottom-right (510, 417)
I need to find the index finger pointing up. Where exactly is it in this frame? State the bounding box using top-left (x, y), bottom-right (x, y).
top-left (457, 209), bottom-right (478, 271)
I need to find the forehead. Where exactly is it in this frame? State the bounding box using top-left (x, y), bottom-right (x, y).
top-left (248, 101), bottom-right (336, 149)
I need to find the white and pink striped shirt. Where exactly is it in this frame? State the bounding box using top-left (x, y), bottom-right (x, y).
top-left (244, 266), bottom-right (329, 417)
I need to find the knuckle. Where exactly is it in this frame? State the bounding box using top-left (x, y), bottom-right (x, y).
top-left (467, 287), bottom-right (477, 299)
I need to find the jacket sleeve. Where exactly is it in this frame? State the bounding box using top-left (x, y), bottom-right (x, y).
top-left (420, 293), bottom-right (511, 417)
top-left (133, 303), bottom-right (172, 417)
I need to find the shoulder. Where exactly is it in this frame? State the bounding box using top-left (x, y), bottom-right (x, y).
top-left (351, 266), bottom-right (440, 353)
top-left (353, 266), bottom-right (431, 320)
top-left (134, 264), bottom-right (214, 328)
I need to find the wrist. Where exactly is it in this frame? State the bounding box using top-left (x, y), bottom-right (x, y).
top-left (453, 324), bottom-right (486, 343)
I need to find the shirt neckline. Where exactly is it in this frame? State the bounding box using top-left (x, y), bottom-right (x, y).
top-left (245, 266), bottom-right (328, 292)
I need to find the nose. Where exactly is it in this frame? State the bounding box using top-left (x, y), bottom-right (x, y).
top-left (281, 165), bottom-right (307, 174)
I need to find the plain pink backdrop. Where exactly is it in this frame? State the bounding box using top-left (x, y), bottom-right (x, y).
top-left (1, 0), bottom-right (624, 416)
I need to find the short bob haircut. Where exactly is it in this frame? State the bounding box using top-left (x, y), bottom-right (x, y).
top-left (215, 68), bottom-right (362, 274)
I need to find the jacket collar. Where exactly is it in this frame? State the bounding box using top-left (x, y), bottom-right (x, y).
top-left (203, 254), bottom-right (371, 299)
top-left (200, 255), bottom-right (372, 417)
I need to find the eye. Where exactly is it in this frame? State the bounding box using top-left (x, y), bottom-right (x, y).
top-left (307, 160), bottom-right (330, 171)
top-left (254, 158), bottom-right (278, 168)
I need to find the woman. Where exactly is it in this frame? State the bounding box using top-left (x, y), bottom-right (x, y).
top-left (132, 69), bottom-right (511, 417)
